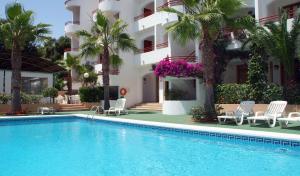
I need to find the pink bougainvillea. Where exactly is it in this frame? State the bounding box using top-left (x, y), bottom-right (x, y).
top-left (154, 58), bottom-right (203, 78)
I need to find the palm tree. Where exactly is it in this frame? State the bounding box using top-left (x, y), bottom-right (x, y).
top-left (77, 11), bottom-right (137, 110)
top-left (59, 53), bottom-right (83, 99)
top-left (256, 10), bottom-right (300, 79)
top-left (0, 3), bottom-right (50, 113)
top-left (164, 0), bottom-right (254, 113)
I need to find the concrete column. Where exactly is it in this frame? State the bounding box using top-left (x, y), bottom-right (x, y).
top-left (159, 77), bottom-right (164, 103)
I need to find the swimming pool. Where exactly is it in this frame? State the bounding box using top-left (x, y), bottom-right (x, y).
top-left (0, 116), bottom-right (300, 176)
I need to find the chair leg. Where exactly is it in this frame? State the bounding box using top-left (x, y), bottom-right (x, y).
top-left (218, 118), bottom-right (226, 125)
top-left (279, 121), bottom-right (288, 129)
top-left (267, 118), bottom-right (276, 128)
top-left (248, 119), bottom-right (256, 126)
top-left (235, 117), bottom-right (243, 126)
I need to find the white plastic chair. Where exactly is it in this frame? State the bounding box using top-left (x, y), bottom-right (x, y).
top-left (217, 101), bottom-right (255, 125)
top-left (278, 112), bottom-right (300, 128)
top-left (105, 98), bottom-right (127, 116)
top-left (247, 101), bottom-right (287, 127)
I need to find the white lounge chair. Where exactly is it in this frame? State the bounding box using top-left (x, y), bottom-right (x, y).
top-left (217, 101), bottom-right (255, 125)
top-left (247, 101), bottom-right (287, 128)
top-left (105, 98), bottom-right (127, 116)
top-left (37, 107), bottom-right (55, 115)
top-left (278, 112), bottom-right (300, 128)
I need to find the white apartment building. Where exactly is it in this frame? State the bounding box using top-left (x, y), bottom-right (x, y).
top-left (64, 0), bottom-right (300, 115)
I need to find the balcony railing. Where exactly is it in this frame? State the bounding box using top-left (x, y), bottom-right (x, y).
top-left (156, 41), bottom-right (169, 49)
top-left (65, 21), bottom-right (80, 26)
top-left (134, 11), bottom-right (154, 21)
top-left (64, 48), bottom-right (79, 52)
top-left (157, 0), bottom-right (183, 11)
top-left (167, 51), bottom-right (196, 62)
top-left (259, 8), bottom-right (298, 24)
top-left (137, 45), bottom-right (154, 54)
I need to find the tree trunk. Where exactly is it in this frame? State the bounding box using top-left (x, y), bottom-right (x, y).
top-left (67, 70), bottom-right (72, 104)
top-left (200, 30), bottom-right (216, 115)
top-left (102, 47), bottom-right (110, 110)
top-left (11, 41), bottom-right (22, 114)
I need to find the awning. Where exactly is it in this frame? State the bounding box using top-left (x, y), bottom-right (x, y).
top-left (0, 52), bottom-right (66, 73)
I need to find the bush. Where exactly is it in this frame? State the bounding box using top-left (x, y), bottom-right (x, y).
top-left (191, 105), bottom-right (223, 121)
top-left (262, 84), bottom-right (283, 103)
top-left (215, 84), bottom-right (250, 104)
top-left (284, 82), bottom-right (300, 104)
top-left (216, 84), bottom-right (283, 104)
top-left (79, 87), bottom-right (103, 102)
top-left (79, 86), bottom-right (119, 102)
top-left (20, 92), bottom-right (43, 104)
top-left (42, 87), bottom-right (58, 98)
top-left (0, 94), bottom-right (11, 104)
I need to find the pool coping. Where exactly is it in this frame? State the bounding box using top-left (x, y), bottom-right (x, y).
top-left (1, 114), bottom-right (300, 143)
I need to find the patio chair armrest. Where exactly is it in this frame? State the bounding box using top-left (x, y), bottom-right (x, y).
top-left (288, 112), bottom-right (300, 118)
top-left (255, 111), bottom-right (265, 117)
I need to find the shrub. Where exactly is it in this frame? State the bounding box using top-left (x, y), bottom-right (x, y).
top-left (79, 87), bottom-right (103, 102)
top-left (215, 84), bottom-right (250, 104)
top-left (262, 84), bottom-right (283, 103)
top-left (191, 105), bottom-right (223, 121)
top-left (42, 87), bottom-right (58, 103)
top-left (154, 58), bottom-right (203, 78)
top-left (216, 84), bottom-right (283, 104)
top-left (20, 92), bottom-right (43, 104)
top-left (284, 82), bottom-right (300, 104)
top-left (0, 93), bottom-right (11, 104)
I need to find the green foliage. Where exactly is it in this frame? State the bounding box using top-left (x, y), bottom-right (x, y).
top-left (79, 86), bottom-right (119, 102)
top-left (0, 94), bottom-right (11, 104)
top-left (215, 84), bottom-right (283, 104)
top-left (20, 92), bottom-right (43, 104)
top-left (40, 36), bottom-right (70, 62)
top-left (263, 84), bottom-right (283, 103)
top-left (191, 105), bottom-right (223, 120)
top-left (53, 73), bottom-right (65, 91)
top-left (42, 87), bottom-right (58, 98)
top-left (82, 71), bottom-right (98, 87)
top-left (284, 82), bottom-right (300, 104)
top-left (215, 84), bottom-right (250, 104)
top-left (247, 53), bottom-right (268, 102)
top-left (79, 87), bottom-right (103, 102)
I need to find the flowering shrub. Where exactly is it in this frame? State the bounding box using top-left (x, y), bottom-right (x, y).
top-left (154, 59), bottom-right (203, 78)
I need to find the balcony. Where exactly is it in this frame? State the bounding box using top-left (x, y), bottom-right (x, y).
top-left (64, 21), bottom-right (81, 37)
top-left (64, 48), bottom-right (80, 58)
top-left (156, 0), bottom-right (183, 11)
top-left (65, 0), bottom-right (80, 10)
top-left (98, 0), bottom-right (120, 13)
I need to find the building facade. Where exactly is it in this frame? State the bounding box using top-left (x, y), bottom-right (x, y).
top-left (64, 0), bottom-right (300, 114)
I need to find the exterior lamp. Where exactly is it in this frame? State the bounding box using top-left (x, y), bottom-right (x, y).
top-left (226, 32), bottom-right (242, 50)
top-left (84, 72), bottom-right (89, 78)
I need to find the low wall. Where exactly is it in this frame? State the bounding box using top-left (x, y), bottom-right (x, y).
top-left (0, 104), bottom-right (61, 113)
top-left (219, 104), bottom-right (300, 114)
top-left (163, 100), bottom-right (200, 115)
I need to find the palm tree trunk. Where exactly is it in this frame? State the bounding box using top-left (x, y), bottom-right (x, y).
top-left (201, 30), bottom-right (216, 115)
top-left (102, 46), bottom-right (110, 110)
top-left (11, 41), bottom-right (22, 113)
top-left (67, 70), bottom-right (72, 104)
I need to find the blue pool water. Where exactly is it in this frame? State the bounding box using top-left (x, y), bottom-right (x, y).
top-left (0, 117), bottom-right (300, 176)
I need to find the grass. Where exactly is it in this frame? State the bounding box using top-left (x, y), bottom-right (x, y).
top-left (54, 110), bottom-right (300, 135)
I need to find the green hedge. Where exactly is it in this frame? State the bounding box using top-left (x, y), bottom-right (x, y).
top-left (79, 86), bottom-right (119, 102)
top-left (0, 93), bottom-right (43, 104)
top-left (215, 84), bottom-right (283, 104)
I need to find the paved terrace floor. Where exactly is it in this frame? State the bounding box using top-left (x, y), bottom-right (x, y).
top-left (53, 110), bottom-right (300, 135)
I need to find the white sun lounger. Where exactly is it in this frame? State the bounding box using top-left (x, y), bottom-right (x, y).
top-left (247, 101), bottom-right (287, 128)
top-left (37, 107), bottom-right (55, 115)
top-left (278, 112), bottom-right (300, 128)
top-left (105, 98), bottom-right (127, 116)
top-left (217, 101), bottom-right (255, 125)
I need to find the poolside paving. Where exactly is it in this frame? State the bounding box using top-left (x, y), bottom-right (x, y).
top-left (54, 110), bottom-right (300, 135)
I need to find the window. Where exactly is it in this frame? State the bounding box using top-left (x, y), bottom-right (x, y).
top-left (21, 77), bottom-right (48, 95)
